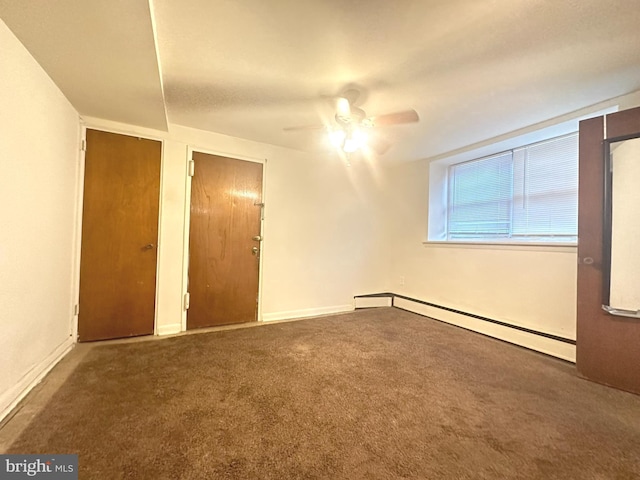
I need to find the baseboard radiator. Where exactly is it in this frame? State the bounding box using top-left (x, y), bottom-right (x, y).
top-left (354, 293), bottom-right (576, 362)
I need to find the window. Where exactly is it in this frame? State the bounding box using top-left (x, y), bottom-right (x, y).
top-left (443, 133), bottom-right (578, 243)
top-left (447, 152), bottom-right (513, 239)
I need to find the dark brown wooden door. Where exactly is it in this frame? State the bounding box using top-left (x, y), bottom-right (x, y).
top-left (188, 153), bottom-right (263, 329)
top-left (78, 129), bottom-right (161, 342)
top-left (577, 106), bottom-right (640, 394)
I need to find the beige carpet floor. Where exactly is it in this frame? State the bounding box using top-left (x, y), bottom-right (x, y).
top-left (5, 308), bottom-right (640, 479)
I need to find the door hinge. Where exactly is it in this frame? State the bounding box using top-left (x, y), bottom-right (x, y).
top-left (74, 304), bottom-right (79, 315)
top-left (188, 160), bottom-right (195, 177)
top-left (184, 292), bottom-right (190, 310)
top-left (81, 139), bottom-right (87, 152)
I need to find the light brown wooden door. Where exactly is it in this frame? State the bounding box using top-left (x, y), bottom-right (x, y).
top-left (577, 106), bottom-right (640, 394)
top-left (78, 129), bottom-right (161, 342)
top-left (188, 153), bottom-right (263, 329)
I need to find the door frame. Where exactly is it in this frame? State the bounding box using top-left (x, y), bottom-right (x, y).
top-left (577, 106), bottom-right (640, 394)
top-left (72, 124), bottom-right (165, 341)
top-left (181, 146), bottom-right (267, 332)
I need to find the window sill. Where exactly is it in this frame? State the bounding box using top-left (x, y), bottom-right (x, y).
top-left (423, 240), bottom-right (578, 252)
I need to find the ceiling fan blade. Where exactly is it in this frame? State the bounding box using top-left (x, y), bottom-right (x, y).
top-left (283, 124), bottom-right (326, 132)
top-left (368, 109), bottom-right (419, 127)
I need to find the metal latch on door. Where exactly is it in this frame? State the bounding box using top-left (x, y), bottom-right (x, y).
top-left (252, 235), bottom-right (262, 255)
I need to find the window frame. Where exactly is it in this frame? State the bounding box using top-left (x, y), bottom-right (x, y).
top-left (428, 132), bottom-right (580, 247)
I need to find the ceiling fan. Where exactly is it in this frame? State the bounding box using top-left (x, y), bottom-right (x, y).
top-left (283, 88), bottom-right (419, 155)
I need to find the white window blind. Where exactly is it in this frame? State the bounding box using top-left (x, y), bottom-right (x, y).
top-left (446, 133), bottom-right (578, 242)
top-left (512, 134), bottom-right (578, 240)
top-left (447, 152), bottom-right (513, 239)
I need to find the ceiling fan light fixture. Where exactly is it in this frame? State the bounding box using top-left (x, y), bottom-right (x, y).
top-left (329, 127), bottom-right (368, 153)
top-left (342, 137), bottom-right (359, 153)
top-left (342, 129), bottom-right (366, 153)
top-left (352, 128), bottom-right (367, 145)
top-left (329, 129), bottom-right (346, 147)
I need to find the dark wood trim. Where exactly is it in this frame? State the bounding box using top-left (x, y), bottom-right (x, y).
top-left (606, 105), bottom-right (640, 138)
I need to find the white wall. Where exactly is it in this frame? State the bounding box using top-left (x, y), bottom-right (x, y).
top-left (0, 19), bottom-right (79, 419)
top-left (382, 92), bottom-right (640, 361)
top-left (384, 158), bottom-right (578, 360)
top-left (80, 118), bottom-right (389, 333)
top-left (260, 152), bottom-right (391, 319)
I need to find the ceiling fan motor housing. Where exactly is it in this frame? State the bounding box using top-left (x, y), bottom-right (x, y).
top-left (335, 106), bottom-right (366, 127)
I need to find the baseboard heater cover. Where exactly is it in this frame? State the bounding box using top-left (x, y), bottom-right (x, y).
top-left (354, 292), bottom-right (576, 362)
top-left (354, 293), bottom-right (393, 309)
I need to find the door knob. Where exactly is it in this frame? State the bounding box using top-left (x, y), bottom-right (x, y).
top-left (251, 246), bottom-right (259, 255)
top-left (252, 235), bottom-right (262, 241)
top-left (142, 243), bottom-right (155, 251)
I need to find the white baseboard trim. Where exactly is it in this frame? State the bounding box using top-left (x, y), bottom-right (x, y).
top-left (394, 297), bottom-right (576, 362)
top-left (0, 337), bottom-right (74, 423)
top-left (156, 323), bottom-right (182, 336)
top-left (262, 304), bottom-right (354, 322)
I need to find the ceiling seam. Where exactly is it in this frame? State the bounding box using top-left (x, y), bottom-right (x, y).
top-left (148, 0), bottom-right (169, 132)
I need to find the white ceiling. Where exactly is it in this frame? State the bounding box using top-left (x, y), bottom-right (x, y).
top-left (1, 0), bottom-right (640, 161)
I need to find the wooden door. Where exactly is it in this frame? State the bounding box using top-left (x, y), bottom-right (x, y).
top-left (577, 106), bottom-right (640, 394)
top-left (188, 153), bottom-right (263, 329)
top-left (78, 129), bottom-right (161, 342)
